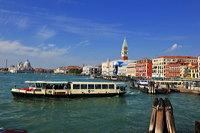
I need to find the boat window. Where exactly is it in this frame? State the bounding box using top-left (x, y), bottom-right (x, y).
top-left (88, 84), bottom-right (94, 89)
top-left (116, 86), bottom-right (120, 89)
top-left (46, 84), bottom-right (51, 89)
top-left (102, 84), bottom-right (108, 89)
top-left (73, 84), bottom-right (80, 89)
top-left (42, 83), bottom-right (47, 89)
top-left (29, 83), bottom-right (35, 87)
top-left (67, 83), bottom-right (71, 89)
top-left (95, 84), bottom-right (101, 89)
top-left (81, 84), bottom-right (87, 89)
top-left (36, 83), bottom-right (42, 88)
top-left (109, 84), bottom-right (114, 89)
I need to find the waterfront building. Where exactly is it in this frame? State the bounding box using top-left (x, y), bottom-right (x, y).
top-left (121, 38), bottom-right (128, 60)
top-left (186, 62), bottom-right (198, 79)
top-left (102, 59), bottom-right (136, 76)
top-left (166, 61), bottom-right (187, 79)
top-left (117, 60), bottom-right (136, 76)
top-left (34, 68), bottom-right (54, 73)
top-left (136, 58), bottom-right (152, 78)
top-left (165, 61), bottom-right (199, 79)
top-left (126, 62), bottom-right (136, 77)
top-left (82, 65), bottom-right (101, 76)
top-left (152, 56), bottom-right (197, 78)
top-left (101, 59), bottom-right (115, 76)
top-left (54, 66), bottom-right (82, 74)
top-left (8, 60), bottom-right (34, 73)
top-left (54, 67), bottom-right (67, 74)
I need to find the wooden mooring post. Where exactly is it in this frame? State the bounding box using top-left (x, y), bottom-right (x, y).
top-left (165, 98), bottom-right (176, 133)
top-left (196, 121), bottom-right (200, 133)
top-left (149, 98), bottom-right (159, 133)
top-left (149, 98), bottom-right (176, 133)
top-left (148, 81), bottom-right (155, 94)
top-left (155, 98), bottom-right (165, 133)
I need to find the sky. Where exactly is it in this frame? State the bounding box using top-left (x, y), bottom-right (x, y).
top-left (0, 0), bottom-right (200, 68)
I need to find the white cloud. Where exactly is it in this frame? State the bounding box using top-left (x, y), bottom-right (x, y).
top-left (0, 39), bottom-right (69, 58)
top-left (76, 40), bottom-right (90, 47)
top-left (47, 44), bottom-right (55, 47)
top-left (37, 26), bottom-right (56, 39)
top-left (166, 43), bottom-right (182, 52)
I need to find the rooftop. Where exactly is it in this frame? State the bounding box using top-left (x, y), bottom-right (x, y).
top-left (155, 56), bottom-right (197, 59)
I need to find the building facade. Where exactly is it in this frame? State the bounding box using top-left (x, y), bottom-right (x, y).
top-left (54, 66), bottom-right (82, 74)
top-left (152, 56), bottom-right (197, 78)
top-left (187, 63), bottom-right (198, 79)
top-left (8, 60), bottom-right (34, 73)
top-left (165, 62), bottom-right (183, 78)
top-left (82, 65), bottom-right (101, 76)
top-left (126, 62), bottom-right (136, 77)
top-left (101, 59), bottom-right (115, 76)
top-left (136, 58), bottom-right (152, 77)
top-left (101, 59), bottom-right (136, 76)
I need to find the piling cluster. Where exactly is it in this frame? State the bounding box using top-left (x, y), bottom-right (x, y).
top-left (149, 98), bottom-right (176, 133)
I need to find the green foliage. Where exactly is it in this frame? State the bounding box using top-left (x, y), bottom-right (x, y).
top-left (67, 68), bottom-right (82, 74)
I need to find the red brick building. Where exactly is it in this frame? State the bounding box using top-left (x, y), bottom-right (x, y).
top-left (165, 61), bottom-right (190, 78)
top-left (136, 58), bottom-right (152, 77)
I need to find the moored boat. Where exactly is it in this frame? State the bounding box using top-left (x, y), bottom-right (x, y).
top-left (11, 81), bottom-right (127, 98)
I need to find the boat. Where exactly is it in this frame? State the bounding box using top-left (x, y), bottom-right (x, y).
top-left (137, 80), bottom-right (148, 85)
top-left (0, 128), bottom-right (27, 133)
top-left (11, 81), bottom-right (127, 98)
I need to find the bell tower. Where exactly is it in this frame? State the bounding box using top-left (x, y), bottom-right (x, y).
top-left (121, 37), bottom-right (128, 60)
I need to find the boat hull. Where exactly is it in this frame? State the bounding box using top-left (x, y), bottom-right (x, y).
top-left (12, 92), bottom-right (126, 98)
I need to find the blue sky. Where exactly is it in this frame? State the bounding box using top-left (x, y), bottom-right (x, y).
top-left (0, 0), bottom-right (200, 68)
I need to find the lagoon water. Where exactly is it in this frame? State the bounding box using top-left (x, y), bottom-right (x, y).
top-left (0, 73), bottom-right (199, 133)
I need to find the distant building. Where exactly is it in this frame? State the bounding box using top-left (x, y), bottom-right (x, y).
top-left (165, 61), bottom-right (198, 79)
top-left (152, 56), bottom-right (197, 78)
top-left (166, 61), bottom-right (187, 79)
top-left (121, 38), bottom-right (128, 60)
top-left (126, 62), bottom-right (136, 77)
top-left (136, 58), bottom-right (152, 77)
top-left (102, 38), bottom-right (136, 76)
top-left (189, 63), bottom-right (198, 79)
top-left (8, 60), bottom-right (34, 73)
top-left (82, 65), bottom-right (101, 76)
top-left (34, 68), bottom-right (54, 73)
top-left (101, 59), bottom-right (115, 76)
top-left (54, 66), bottom-right (82, 74)
top-left (102, 59), bottom-right (136, 76)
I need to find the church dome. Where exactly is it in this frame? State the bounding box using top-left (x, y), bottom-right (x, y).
top-left (23, 60), bottom-right (32, 69)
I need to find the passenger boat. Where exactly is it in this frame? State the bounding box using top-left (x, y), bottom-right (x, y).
top-left (11, 81), bottom-right (127, 98)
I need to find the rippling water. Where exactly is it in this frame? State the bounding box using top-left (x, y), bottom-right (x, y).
top-left (0, 73), bottom-right (199, 133)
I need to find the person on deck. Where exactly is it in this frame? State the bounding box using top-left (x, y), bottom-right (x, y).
top-left (63, 84), bottom-right (67, 89)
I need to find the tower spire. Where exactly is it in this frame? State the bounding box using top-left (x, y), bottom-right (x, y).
top-left (121, 37), bottom-right (128, 60)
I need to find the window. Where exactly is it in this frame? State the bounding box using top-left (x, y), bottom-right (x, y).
top-left (109, 84), bottom-right (114, 89)
top-left (88, 84), bottom-right (94, 89)
top-left (81, 84), bottom-right (87, 89)
top-left (102, 84), bottom-right (108, 89)
top-left (36, 83), bottom-right (42, 88)
top-left (73, 84), bottom-right (80, 89)
top-left (95, 84), bottom-right (101, 89)
top-left (29, 83), bottom-right (36, 87)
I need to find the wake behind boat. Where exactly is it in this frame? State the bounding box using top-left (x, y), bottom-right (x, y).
top-left (11, 81), bottom-right (127, 98)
